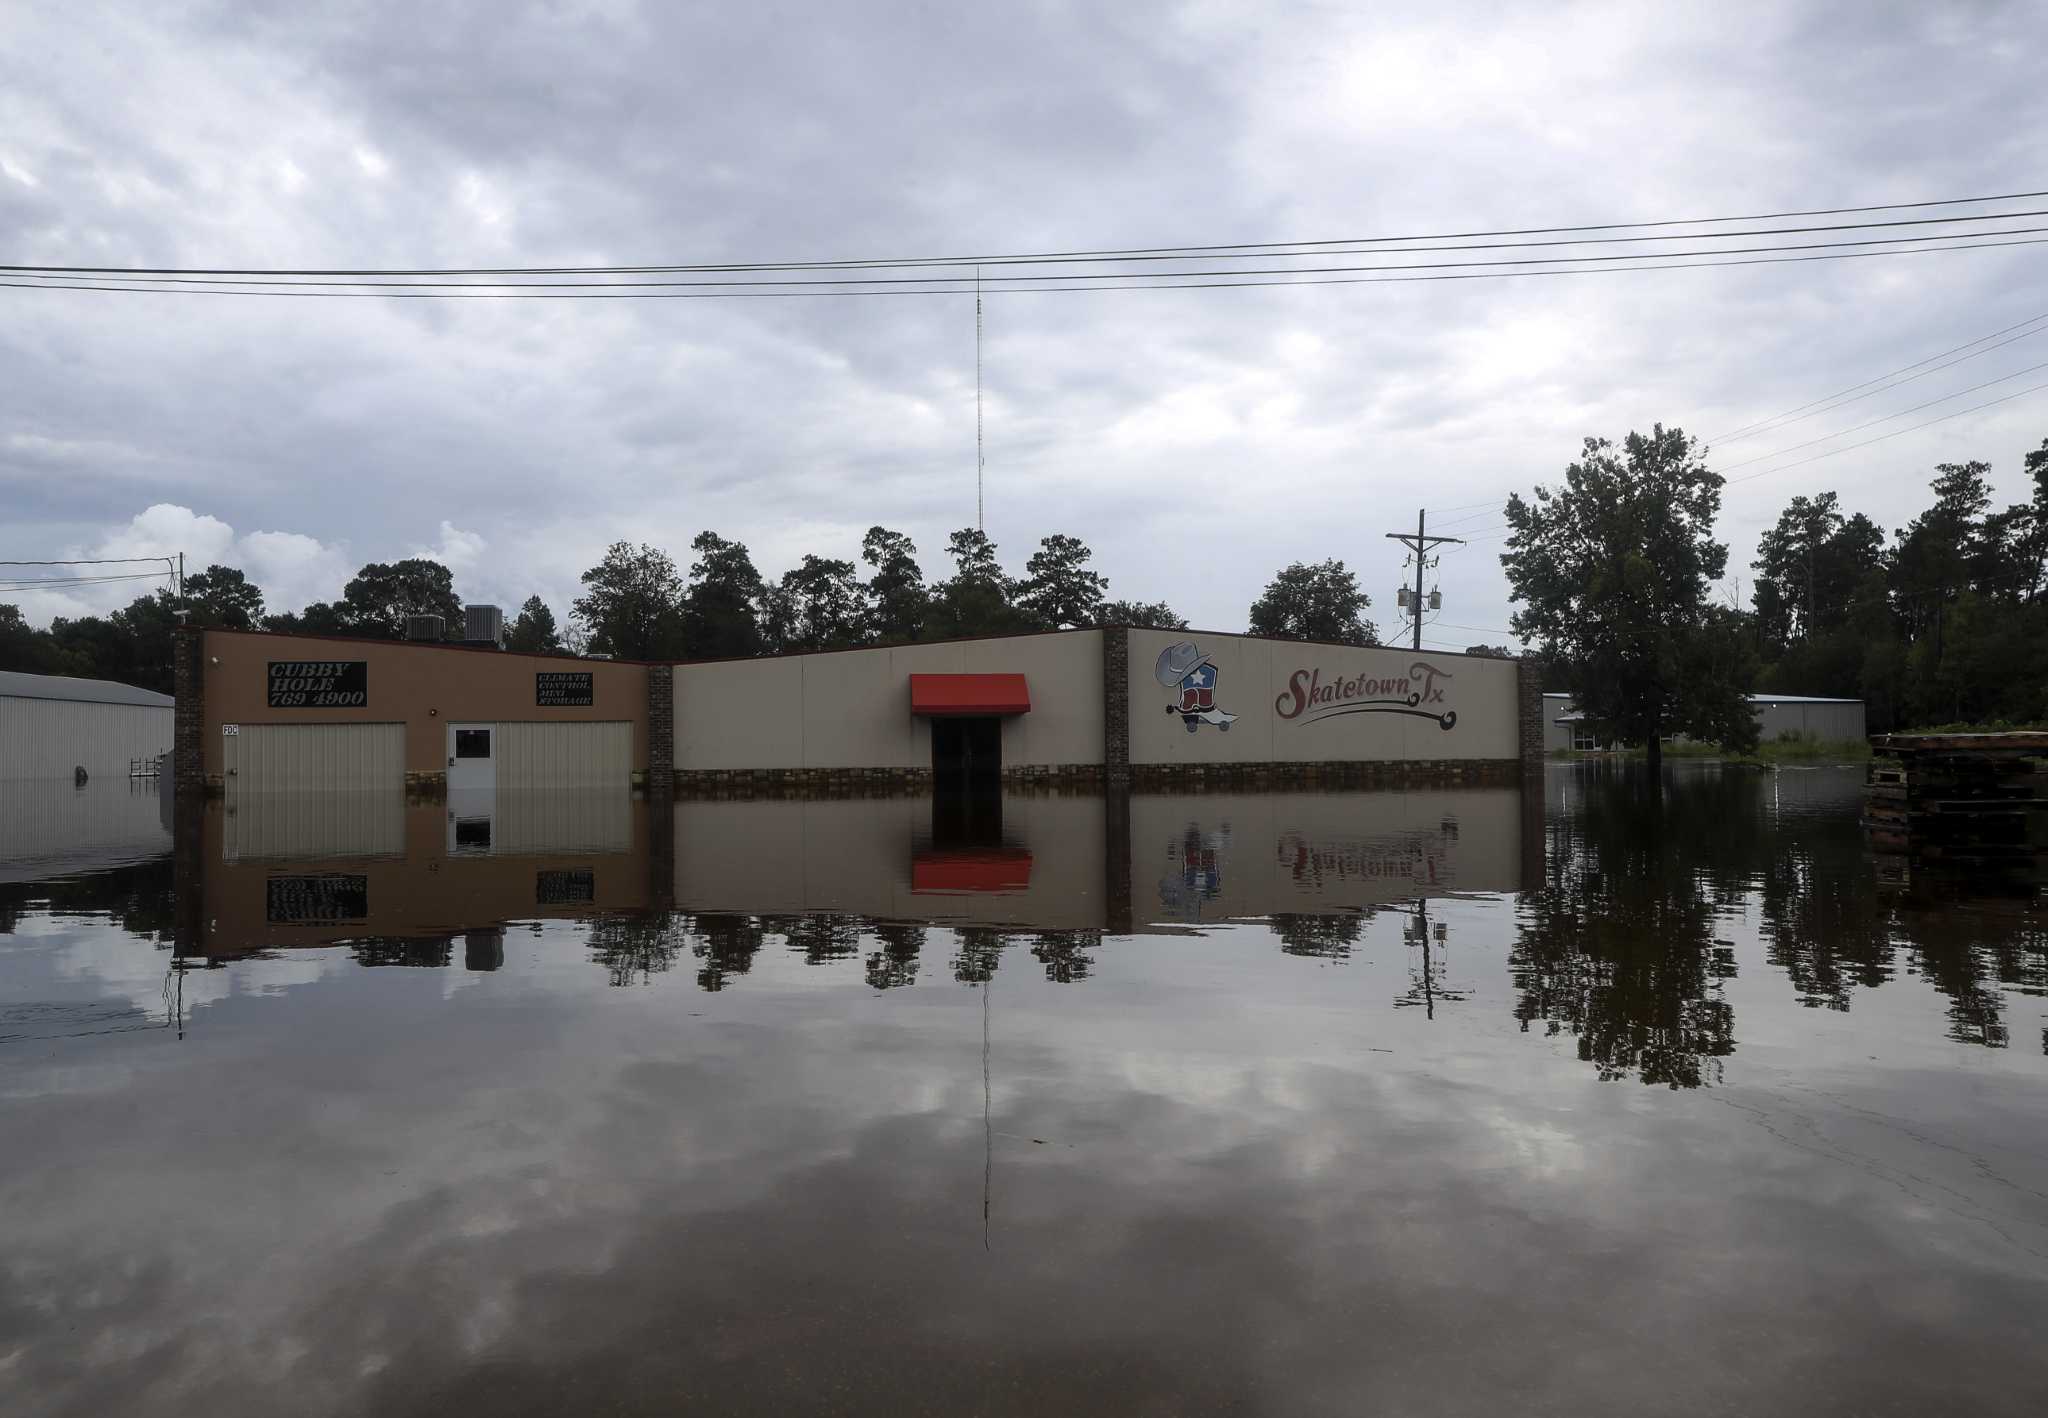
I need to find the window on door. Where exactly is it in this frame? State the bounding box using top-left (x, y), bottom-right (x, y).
top-left (454, 729), bottom-right (492, 759)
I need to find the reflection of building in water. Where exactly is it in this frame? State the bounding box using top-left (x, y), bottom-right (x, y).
top-left (1142, 790), bottom-right (1522, 929)
top-left (668, 786), bottom-right (1528, 936)
top-left (1, 780), bottom-right (170, 885)
top-left (190, 791), bottom-right (652, 960)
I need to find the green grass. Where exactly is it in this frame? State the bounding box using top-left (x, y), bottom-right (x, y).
top-left (1550, 733), bottom-right (1871, 765)
top-left (1890, 720), bottom-right (2048, 735)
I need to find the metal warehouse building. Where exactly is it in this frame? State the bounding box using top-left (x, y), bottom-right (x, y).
top-left (1541, 692), bottom-right (1868, 753)
top-left (173, 625), bottom-right (1544, 794)
top-left (1, 669), bottom-right (174, 781)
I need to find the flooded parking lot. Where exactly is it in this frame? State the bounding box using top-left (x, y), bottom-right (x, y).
top-left (4, 763), bottom-right (2046, 1415)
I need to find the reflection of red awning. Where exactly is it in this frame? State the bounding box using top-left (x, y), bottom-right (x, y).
top-left (912, 848), bottom-right (1034, 893)
top-left (909, 673), bottom-right (1031, 716)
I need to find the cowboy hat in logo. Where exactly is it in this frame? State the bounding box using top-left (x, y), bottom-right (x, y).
top-left (1154, 639), bottom-right (1238, 733)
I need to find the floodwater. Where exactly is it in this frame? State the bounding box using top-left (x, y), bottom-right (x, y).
top-left (3, 764), bottom-right (2046, 1416)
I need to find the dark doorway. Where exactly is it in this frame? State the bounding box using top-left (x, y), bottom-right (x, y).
top-left (931, 715), bottom-right (1002, 788)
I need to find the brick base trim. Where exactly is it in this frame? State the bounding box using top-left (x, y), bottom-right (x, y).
top-left (671, 763), bottom-right (1104, 800)
top-left (1129, 759), bottom-right (1521, 791)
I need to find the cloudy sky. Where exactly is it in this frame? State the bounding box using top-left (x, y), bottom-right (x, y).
top-left (3, 0), bottom-right (2046, 648)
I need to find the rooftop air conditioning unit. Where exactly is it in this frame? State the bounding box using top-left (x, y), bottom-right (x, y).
top-left (463, 604), bottom-right (505, 648)
top-left (404, 614), bottom-right (445, 642)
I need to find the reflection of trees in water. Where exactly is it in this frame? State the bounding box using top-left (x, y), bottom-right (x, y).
top-left (1746, 772), bottom-right (2047, 1048)
top-left (1882, 884), bottom-right (2048, 1049)
top-left (864, 925), bottom-right (925, 990)
top-left (1514, 768), bottom-right (1743, 1088)
top-left (1030, 930), bottom-right (1097, 983)
top-left (588, 913), bottom-right (688, 986)
top-left (1271, 912), bottom-right (1366, 961)
top-left (772, 914), bottom-right (864, 967)
top-left (690, 913), bottom-right (764, 992)
top-left (0, 857), bottom-right (176, 942)
top-left (952, 928), bottom-right (1006, 985)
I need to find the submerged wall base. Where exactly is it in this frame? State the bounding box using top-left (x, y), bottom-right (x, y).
top-left (671, 763), bottom-right (1106, 799)
top-left (1129, 759), bottom-right (1522, 790)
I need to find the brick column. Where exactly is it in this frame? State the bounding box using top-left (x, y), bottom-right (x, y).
top-left (172, 626), bottom-right (206, 797)
top-left (647, 664), bottom-right (675, 793)
top-left (1102, 626), bottom-right (1130, 786)
top-left (1516, 655), bottom-right (1545, 897)
top-left (1516, 655), bottom-right (1544, 778)
top-left (646, 664), bottom-right (676, 910)
top-left (1104, 784), bottom-right (1133, 935)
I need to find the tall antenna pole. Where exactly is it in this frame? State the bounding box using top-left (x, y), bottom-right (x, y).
top-left (975, 267), bottom-right (985, 533)
top-left (1385, 509), bottom-right (1464, 652)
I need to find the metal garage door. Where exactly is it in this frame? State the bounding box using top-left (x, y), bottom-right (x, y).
top-left (223, 722), bottom-right (405, 791)
top-left (494, 721), bottom-right (633, 790)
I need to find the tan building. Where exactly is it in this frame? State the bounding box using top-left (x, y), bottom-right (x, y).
top-left (174, 624), bottom-right (1541, 795)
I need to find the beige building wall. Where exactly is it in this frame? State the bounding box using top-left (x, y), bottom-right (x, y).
top-left (673, 630), bottom-right (1104, 772)
top-left (199, 629), bottom-right (650, 780)
top-left (1126, 629), bottom-right (1520, 766)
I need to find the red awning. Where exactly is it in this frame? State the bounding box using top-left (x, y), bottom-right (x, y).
top-left (912, 848), bottom-right (1034, 894)
top-left (909, 673), bottom-right (1031, 716)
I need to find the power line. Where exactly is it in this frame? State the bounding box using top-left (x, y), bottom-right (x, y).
top-left (1712, 356), bottom-right (2048, 473)
top-left (9, 232), bottom-right (2046, 301)
top-left (1723, 375), bottom-right (2048, 486)
top-left (9, 188), bottom-right (2046, 278)
top-left (8, 220), bottom-right (2048, 293)
top-left (1707, 310), bottom-right (2048, 444)
top-left (0, 556), bottom-right (177, 566)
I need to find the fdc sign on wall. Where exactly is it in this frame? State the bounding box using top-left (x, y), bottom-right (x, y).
top-left (1128, 628), bottom-right (1519, 765)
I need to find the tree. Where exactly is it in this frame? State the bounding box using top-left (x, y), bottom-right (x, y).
top-left (1017, 533), bottom-right (1108, 630)
top-left (1890, 461), bottom-right (1993, 720)
top-left (861, 526), bottom-right (928, 644)
top-left (1247, 559), bottom-right (1376, 645)
top-left (182, 565), bottom-right (264, 629)
top-left (264, 601), bottom-right (348, 636)
top-left (1098, 598), bottom-right (1188, 630)
top-left (1464, 644), bottom-right (1515, 658)
top-left (679, 531), bottom-right (766, 658)
top-left (573, 542), bottom-right (683, 660)
top-left (332, 559), bottom-right (463, 638)
top-left (505, 595), bottom-right (562, 653)
top-left (925, 528), bottom-right (1026, 638)
top-left (762, 555), bottom-right (869, 653)
top-left (1751, 493), bottom-right (1884, 651)
top-left (1502, 425), bottom-right (1758, 769)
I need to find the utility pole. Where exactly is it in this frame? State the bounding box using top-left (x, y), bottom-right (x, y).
top-left (1385, 509), bottom-right (1464, 651)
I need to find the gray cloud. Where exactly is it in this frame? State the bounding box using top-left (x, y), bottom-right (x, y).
top-left (4, 1), bottom-right (2048, 642)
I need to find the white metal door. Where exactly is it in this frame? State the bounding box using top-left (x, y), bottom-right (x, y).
top-left (447, 723), bottom-right (495, 793)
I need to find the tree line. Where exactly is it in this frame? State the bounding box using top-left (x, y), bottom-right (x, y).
top-left (1504, 425), bottom-right (2048, 756)
top-left (0, 522), bottom-right (1381, 693)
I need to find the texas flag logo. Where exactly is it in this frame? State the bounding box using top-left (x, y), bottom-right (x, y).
top-left (1155, 640), bottom-right (1238, 733)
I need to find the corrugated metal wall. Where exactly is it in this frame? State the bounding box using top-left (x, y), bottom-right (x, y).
top-left (494, 721), bottom-right (632, 789)
top-left (223, 788), bottom-right (406, 862)
top-left (0, 697), bottom-right (174, 780)
top-left (1757, 701), bottom-right (1868, 741)
top-left (491, 790), bottom-right (633, 854)
top-left (223, 723), bottom-right (405, 790)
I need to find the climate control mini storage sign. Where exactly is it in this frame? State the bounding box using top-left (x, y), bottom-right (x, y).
top-left (267, 660), bottom-right (368, 708)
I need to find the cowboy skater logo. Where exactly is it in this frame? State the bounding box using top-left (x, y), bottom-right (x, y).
top-left (1156, 640), bottom-right (1238, 733)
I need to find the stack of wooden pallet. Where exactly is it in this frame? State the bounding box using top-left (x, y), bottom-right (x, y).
top-left (1864, 733), bottom-right (2048, 859)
